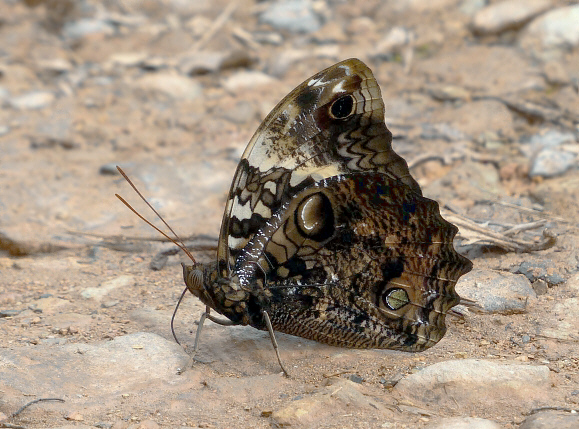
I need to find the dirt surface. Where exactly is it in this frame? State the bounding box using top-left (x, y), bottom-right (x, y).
top-left (1, 1), bottom-right (578, 428)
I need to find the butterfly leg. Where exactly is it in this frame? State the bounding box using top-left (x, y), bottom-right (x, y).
top-left (192, 306), bottom-right (209, 353)
top-left (191, 307), bottom-right (286, 376)
top-left (177, 307), bottom-right (210, 374)
top-left (193, 306), bottom-right (238, 352)
top-left (205, 314), bottom-right (239, 326)
top-left (262, 310), bottom-right (289, 377)
top-left (181, 307), bottom-right (241, 374)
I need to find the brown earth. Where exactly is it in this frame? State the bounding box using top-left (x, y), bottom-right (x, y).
top-left (0, 1), bottom-right (578, 428)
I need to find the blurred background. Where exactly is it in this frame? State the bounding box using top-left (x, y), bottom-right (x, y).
top-left (0, 0), bottom-right (577, 247)
top-left (0, 1), bottom-right (578, 427)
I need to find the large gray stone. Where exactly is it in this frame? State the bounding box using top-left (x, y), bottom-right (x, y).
top-left (458, 269), bottom-right (536, 313)
top-left (426, 417), bottom-right (503, 429)
top-left (538, 297), bottom-right (579, 341)
top-left (530, 148), bottom-right (576, 178)
top-left (394, 359), bottom-right (551, 409)
top-left (519, 411), bottom-right (579, 429)
top-left (521, 5), bottom-right (579, 58)
top-left (471, 0), bottom-right (551, 35)
top-left (0, 332), bottom-right (189, 399)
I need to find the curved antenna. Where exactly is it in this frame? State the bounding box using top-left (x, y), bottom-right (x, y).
top-left (115, 166), bottom-right (196, 264)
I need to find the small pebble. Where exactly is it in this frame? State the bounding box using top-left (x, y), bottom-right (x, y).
top-left (9, 91), bottom-right (55, 110)
top-left (259, 0), bottom-right (321, 34)
top-left (65, 411), bottom-right (84, 421)
top-left (99, 163), bottom-right (122, 175)
top-left (348, 374), bottom-right (364, 384)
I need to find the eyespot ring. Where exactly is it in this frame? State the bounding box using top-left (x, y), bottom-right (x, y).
top-left (329, 95), bottom-right (355, 119)
top-left (295, 192), bottom-right (334, 242)
top-left (382, 288), bottom-right (410, 310)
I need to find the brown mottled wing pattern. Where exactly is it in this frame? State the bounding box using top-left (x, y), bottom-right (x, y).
top-left (210, 58), bottom-right (472, 350)
top-left (218, 59), bottom-right (420, 277)
top-left (236, 173), bottom-right (472, 350)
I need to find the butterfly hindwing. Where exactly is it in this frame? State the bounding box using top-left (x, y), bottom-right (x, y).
top-left (234, 172), bottom-right (471, 350)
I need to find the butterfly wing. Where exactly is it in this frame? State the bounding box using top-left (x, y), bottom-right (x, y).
top-left (237, 173), bottom-right (472, 351)
top-left (211, 58), bottom-right (472, 349)
top-left (217, 58), bottom-right (420, 277)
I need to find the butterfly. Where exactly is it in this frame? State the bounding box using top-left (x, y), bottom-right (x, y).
top-left (121, 58), bottom-right (473, 375)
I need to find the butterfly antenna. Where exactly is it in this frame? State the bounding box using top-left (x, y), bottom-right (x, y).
top-left (115, 166), bottom-right (197, 264)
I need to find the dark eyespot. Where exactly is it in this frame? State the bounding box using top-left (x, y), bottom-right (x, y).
top-left (383, 288), bottom-right (409, 310)
top-left (295, 192), bottom-right (334, 242)
top-left (329, 95), bottom-right (355, 119)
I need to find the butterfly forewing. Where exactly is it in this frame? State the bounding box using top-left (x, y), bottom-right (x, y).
top-left (218, 59), bottom-right (421, 275)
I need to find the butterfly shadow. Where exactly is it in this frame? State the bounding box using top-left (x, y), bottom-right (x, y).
top-left (179, 321), bottom-right (344, 377)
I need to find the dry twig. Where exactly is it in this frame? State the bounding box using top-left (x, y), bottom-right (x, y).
top-left (191, 1), bottom-right (239, 52)
top-left (444, 211), bottom-right (557, 253)
top-left (0, 398), bottom-right (65, 429)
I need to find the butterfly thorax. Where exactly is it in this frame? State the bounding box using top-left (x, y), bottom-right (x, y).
top-left (182, 262), bottom-right (269, 328)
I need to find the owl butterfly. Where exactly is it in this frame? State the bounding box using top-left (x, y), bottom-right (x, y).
top-left (118, 58), bottom-right (472, 376)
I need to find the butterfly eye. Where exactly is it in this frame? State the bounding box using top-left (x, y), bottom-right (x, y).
top-left (329, 95), bottom-right (355, 119)
top-left (382, 288), bottom-right (409, 310)
top-left (182, 263), bottom-right (204, 295)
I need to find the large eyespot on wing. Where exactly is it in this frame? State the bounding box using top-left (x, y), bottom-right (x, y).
top-left (294, 192), bottom-right (335, 242)
top-left (231, 184), bottom-right (340, 288)
top-left (251, 172), bottom-right (472, 351)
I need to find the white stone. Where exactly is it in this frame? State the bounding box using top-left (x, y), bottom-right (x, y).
top-left (259, 0), bottom-right (321, 34)
top-left (394, 359), bottom-right (551, 409)
top-left (472, 0), bottom-right (552, 35)
top-left (520, 5), bottom-right (579, 57)
top-left (222, 71), bottom-right (276, 92)
top-left (9, 91), bottom-right (55, 110)
top-left (81, 275), bottom-right (135, 300)
top-left (134, 73), bottom-right (202, 101)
